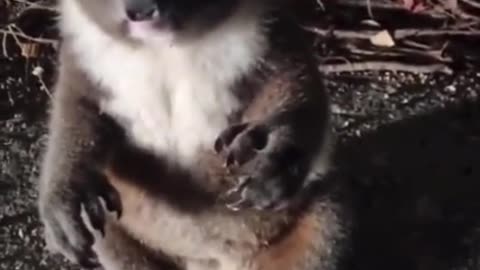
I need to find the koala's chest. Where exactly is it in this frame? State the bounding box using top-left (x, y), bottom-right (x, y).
top-left (96, 50), bottom-right (241, 164)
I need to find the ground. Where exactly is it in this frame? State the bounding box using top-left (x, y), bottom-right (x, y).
top-left (1, 0), bottom-right (480, 270)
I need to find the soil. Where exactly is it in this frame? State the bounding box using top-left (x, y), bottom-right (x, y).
top-left (1, 1), bottom-right (480, 270)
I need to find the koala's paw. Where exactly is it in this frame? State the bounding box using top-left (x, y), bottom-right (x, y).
top-left (214, 122), bottom-right (308, 211)
top-left (39, 171), bottom-right (121, 268)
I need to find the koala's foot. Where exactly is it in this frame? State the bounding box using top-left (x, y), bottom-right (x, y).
top-left (214, 122), bottom-right (309, 212)
top-left (39, 169), bottom-right (122, 268)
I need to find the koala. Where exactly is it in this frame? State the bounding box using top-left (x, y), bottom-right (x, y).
top-left (37, 0), bottom-right (351, 270)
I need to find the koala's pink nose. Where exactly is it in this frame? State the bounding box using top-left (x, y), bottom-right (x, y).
top-left (125, 0), bottom-right (158, 22)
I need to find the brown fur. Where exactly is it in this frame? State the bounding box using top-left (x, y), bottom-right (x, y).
top-left (254, 214), bottom-right (317, 270)
top-left (38, 1), bottom-right (350, 269)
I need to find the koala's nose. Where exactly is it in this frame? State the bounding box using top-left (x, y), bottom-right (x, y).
top-left (125, 0), bottom-right (158, 22)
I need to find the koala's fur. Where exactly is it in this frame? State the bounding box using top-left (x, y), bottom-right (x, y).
top-left (38, 0), bottom-right (352, 270)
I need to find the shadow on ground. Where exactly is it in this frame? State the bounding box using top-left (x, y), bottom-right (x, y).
top-left (336, 98), bottom-right (480, 270)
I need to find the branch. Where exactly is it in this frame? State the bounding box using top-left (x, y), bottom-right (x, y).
top-left (0, 28), bottom-right (58, 46)
top-left (319, 61), bottom-right (453, 74)
top-left (11, 0), bottom-right (58, 12)
top-left (304, 26), bottom-right (480, 40)
top-left (460, 0), bottom-right (480, 9)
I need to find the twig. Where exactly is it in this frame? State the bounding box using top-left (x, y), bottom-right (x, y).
top-left (330, 0), bottom-right (450, 18)
top-left (6, 24), bottom-right (57, 46)
top-left (366, 0), bottom-right (374, 19)
top-left (303, 26), bottom-right (376, 39)
top-left (332, 0), bottom-right (406, 10)
top-left (460, 0), bottom-right (480, 9)
top-left (11, 0), bottom-right (58, 12)
top-left (393, 42), bottom-right (451, 62)
top-left (320, 56), bottom-right (352, 64)
top-left (394, 29), bottom-right (480, 38)
top-left (451, 20), bottom-right (480, 30)
top-left (1, 32), bottom-right (8, 57)
top-left (343, 45), bottom-right (451, 63)
top-left (427, 0), bottom-right (480, 20)
top-left (401, 40), bottom-right (433, 50)
top-left (32, 66), bottom-right (53, 100)
top-left (0, 26), bottom-right (58, 47)
top-left (318, 61), bottom-right (453, 74)
top-left (316, 0), bottom-right (325, 11)
top-left (304, 26), bottom-right (480, 40)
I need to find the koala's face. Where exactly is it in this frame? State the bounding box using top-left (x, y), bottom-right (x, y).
top-left (74, 0), bottom-right (244, 43)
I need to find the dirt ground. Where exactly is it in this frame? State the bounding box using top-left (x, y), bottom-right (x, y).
top-left (1, 1), bottom-right (480, 270)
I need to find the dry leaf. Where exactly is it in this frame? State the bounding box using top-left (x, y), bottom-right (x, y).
top-left (20, 43), bottom-right (40, 59)
top-left (370, 30), bottom-right (395, 47)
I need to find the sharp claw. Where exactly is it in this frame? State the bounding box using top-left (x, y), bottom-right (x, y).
top-left (78, 250), bottom-right (100, 269)
top-left (225, 153), bottom-right (235, 167)
top-left (272, 200), bottom-right (289, 211)
top-left (225, 176), bottom-right (251, 197)
top-left (84, 199), bottom-right (106, 237)
top-left (98, 181), bottom-right (123, 219)
top-left (114, 209), bottom-right (122, 220)
top-left (226, 198), bottom-right (250, 212)
top-left (214, 137), bottom-right (224, 154)
top-left (79, 258), bottom-right (101, 269)
top-left (104, 194), bottom-right (123, 220)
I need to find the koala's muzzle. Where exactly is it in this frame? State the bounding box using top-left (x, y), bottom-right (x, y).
top-left (125, 0), bottom-right (159, 22)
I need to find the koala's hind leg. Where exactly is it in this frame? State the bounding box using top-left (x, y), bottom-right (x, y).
top-left (86, 215), bottom-right (181, 270)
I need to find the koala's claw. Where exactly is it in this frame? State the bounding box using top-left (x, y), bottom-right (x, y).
top-left (40, 171), bottom-right (121, 268)
top-left (77, 249), bottom-right (101, 269)
top-left (214, 122), bottom-right (269, 166)
top-left (81, 178), bottom-right (123, 235)
top-left (214, 123), bottom-right (249, 155)
top-left (43, 204), bottom-right (101, 269)
top-left (216, 122), bottom-right (307, 212)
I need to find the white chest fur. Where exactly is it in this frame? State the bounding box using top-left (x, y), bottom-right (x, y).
top-left (60, 1), bottom-right (266, 167)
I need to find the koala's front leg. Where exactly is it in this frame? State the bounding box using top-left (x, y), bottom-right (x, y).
top-left (215, 67), bottom-right (332, 211)
top-left (38, 64), bottom-right (122, 268)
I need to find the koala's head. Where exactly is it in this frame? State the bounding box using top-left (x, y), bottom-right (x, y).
top-left (72, 0), bottom-right (262, 44)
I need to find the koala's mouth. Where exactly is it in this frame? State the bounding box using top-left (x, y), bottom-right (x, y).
top-left (125, 6), bottom-right (176, 40)
top-left (127, 16), bottom-right (174, 40)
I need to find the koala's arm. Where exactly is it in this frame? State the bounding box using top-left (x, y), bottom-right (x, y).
top-left (38, 53), bottom-right (121, 268)
top-left (260, 64), bottom-right (330, 160)
top-left (216, 60), bottom-right (332, 211)
top-left (40, 74), bottom-right (99, 197)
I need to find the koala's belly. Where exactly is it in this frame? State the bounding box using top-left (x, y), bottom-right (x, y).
top-left (104, 166), bottom-right (260, 268)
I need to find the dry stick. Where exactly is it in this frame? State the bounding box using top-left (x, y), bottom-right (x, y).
top-left (394, 42), bottom-right (451, 62)
top-left (333, 0), bottom-right (406, 10)
top-left (402, 39), bottom-right (433, 50)
top-left (0, 28), bottom-right (57, 46)
top-left (366, 0), bottom-right (374, 19)
top-left (318, 61), bottom-right (453, 74)
top-left (333, 0), bottom-right (451, 18)
top-left (427, 0), bottom-right (480, 20)
top-left (11, 24), bottom-right (58, 46)
top-left (11, 0), bottom-right (58, 12)
top-left (394, 29), bottom-right (480, 38)
top-left (304, 26), bottom-right (480, 39)
top-left (316, 0), bottom-right (325, 11)
top-left (345, 45), bottom-right (451, 63)
top-left (32, 66), bottom-right (53, 100)
top-left (452, 20), bottom-right (480, 30)
top-left (1, 33), bottom-right (8, 58)
top-left (303, 27), bottom-right (376, 39)
top-left (461, 0), bottom-right (480, 9)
